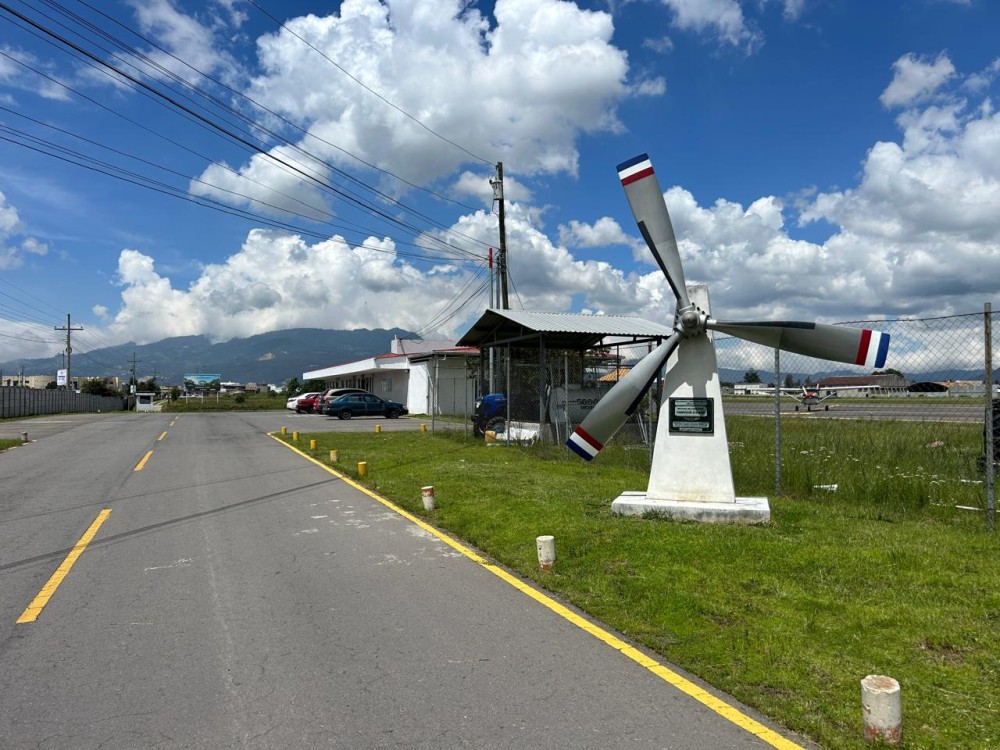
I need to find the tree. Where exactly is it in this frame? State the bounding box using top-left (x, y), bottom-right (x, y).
top-left (873, 368), bottom-right (905, 378)
top-left (285, 377), bottom-right (301, 396)
top-left (170, 386), bottom-right (181, 401)
top-left (45, 381), bottom-right (57, 389)
top-left (743, 370), bottom-right (761, 384)
top-left (784, 374), bottom-right (798, 388)
top-left (81, 378), bottom-right (115, 397)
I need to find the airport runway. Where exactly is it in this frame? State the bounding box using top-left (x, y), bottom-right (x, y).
top-left (722, 398), bottom-right (987, 423)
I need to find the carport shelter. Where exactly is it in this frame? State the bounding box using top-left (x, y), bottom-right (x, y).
top-left (456, 309), bottom-right (674, 432)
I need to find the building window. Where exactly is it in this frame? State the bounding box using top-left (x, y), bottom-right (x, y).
top-left (382, 378), bottom-right (392, 393)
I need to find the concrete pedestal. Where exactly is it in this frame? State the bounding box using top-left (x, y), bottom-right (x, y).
top-left (611, 492), bottom-right (771, 524)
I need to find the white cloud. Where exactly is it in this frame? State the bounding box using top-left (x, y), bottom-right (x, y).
top-left (880, 53), bottom-right (956, 109)
top-left (126, 0), bottom-right (243, 87)
top-left (798, 63), bottom-right (1000, 317)
top-left (780, 0), bottom-right (805, 21)
top-left (655, 0), bottom-right (760, 51)
top-left (189, 0), bottom-right (637, 213)
top-left (0, 191), bottom-right (48, 270)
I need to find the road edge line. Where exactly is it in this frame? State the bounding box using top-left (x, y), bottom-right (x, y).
top-left (267, 432), bottom-right (805, 750)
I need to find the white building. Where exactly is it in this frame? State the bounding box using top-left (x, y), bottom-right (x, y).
top-left (302, 337), bottom-right (479, 416)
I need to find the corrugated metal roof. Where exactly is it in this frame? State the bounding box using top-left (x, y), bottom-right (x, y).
top-left (457, 309), bottom-right (673, 349)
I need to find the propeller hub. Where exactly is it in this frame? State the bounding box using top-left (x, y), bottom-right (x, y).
top-left (677, 308), bottom-right (705, 337)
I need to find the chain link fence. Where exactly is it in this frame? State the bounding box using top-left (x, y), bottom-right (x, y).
top-left (458, 308), bottom-right (997, 525)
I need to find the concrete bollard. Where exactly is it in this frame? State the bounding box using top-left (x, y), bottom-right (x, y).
top-left (21, 432), bottom-right (28, 442)
top-left (309, 439), bottom-right (317, 450)
top-left (292, 431), bottom-right (299, 441)
top-left (861, 675), bottom-right (902, 746)
top-left (420, 423), bottom-right (427, 433)
top-left (329, 449), bottom-right (338, 463)
top-left (358, 461), bottom-right (368, 478)
top-left (421, 486), bottom-right (435, 511)
top-left (280, 426), bottom-right (287, 435)
top-left (484, 430), bottom-right (496, 444)
top-left (375, 424), bottom-right (381, 433)
top-left (536, 535), bottom-right (556, 571)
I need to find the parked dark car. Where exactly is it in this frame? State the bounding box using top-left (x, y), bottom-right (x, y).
top-left (326, 393), bottom-right (408, 420)
top-left (317, 387), bottom-right (369, 414)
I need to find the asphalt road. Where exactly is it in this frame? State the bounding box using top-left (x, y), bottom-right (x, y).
top-left (0, 411), bottom-right (812, 749)
top-left (722, 398), bottom-right (986, 422)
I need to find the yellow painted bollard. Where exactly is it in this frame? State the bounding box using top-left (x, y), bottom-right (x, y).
top-left (358, 461), bottom-right (368, 478)
top-left (280, 426), bottom-right (287, 435)
top-left (329, 449), bottom-right (338, 463)
top-left (375, 424), bottom-right (381, 433)
top-left (309, 439), bottom-right (317, 450)
top-left (292, 431), bottom-right (299, 441)
top-left (420, 423), bottom-right (427, 432)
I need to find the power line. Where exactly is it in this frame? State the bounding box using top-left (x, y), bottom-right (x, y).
top-left (0, 4), bottom-right (491, 261)
top-left (245, 0), bottom-right (494, 168)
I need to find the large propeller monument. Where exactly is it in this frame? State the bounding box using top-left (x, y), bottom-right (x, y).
top-left (566, 154), bottom-right (890, 523)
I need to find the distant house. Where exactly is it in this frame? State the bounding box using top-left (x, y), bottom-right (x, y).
top-left (733, 383), bottom-right (770, 395)
top-left (303, 337), bottom-right (479, 415)
top-left (1, 374), bottom-right (53, 389)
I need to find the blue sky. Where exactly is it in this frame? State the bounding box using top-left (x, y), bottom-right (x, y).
top-left (1, 0), bottom-right (998, 370)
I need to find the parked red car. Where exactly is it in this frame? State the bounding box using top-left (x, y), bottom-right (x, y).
top-left (294, 392), bottom-right (321, 413)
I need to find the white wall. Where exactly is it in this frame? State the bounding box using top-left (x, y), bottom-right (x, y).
top-left (410, 357), bottom-right (476, 416)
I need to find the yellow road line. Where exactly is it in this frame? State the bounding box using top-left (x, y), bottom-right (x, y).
top-left (134, 450), bottom-right (153, 471)
top-left (17, 509), bottom-right (112, 624)
top-left (157, 431), bottom-right (167, 441)
top-left (268, 433), bottom-right (803, 749)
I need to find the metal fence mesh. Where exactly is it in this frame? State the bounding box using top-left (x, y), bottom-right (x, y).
top-left (466, 309), bottom-right (997, 521)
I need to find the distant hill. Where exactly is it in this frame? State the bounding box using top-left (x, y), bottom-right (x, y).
top-left (1, 327), bottom-right (416, 386)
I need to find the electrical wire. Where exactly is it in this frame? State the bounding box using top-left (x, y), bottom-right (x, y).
top-left (245, 0), bottom-right (495, 168)
top-left (0, 3), bottom-right (491, 262)
top-left (0, 1), bottom-right (508, 351)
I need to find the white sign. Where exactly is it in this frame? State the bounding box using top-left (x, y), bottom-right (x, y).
top-left (57, 369), bottom-right (67, 386)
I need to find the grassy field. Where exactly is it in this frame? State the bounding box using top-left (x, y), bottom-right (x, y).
top-left (161, 394), bottom-right (288, 411)
top-left (282, 418), bottom-right (997, 749)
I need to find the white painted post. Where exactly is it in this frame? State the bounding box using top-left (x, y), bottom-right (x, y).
top-left (861, 675), bottom-right (902, 746)
top-left (421, 486), bottom-right (435, 511)
top-left (536, 535), bottom-right (555, 571)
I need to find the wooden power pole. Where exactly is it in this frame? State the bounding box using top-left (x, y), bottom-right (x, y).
top-left (54, 314), bottom-right (83, 390)
top-left (491, 162), bottom-right (509, 309)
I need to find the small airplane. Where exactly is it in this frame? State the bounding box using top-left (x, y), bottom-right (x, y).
top-left (764, 384), bottom-right (881, 411)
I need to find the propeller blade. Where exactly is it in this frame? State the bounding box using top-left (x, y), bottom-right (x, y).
top-left (567, 333), bottom-right (681, 461)
top-left (707, 320), bottom-right (890, 368)
top-left (617, 154), bottom-right (690, 309)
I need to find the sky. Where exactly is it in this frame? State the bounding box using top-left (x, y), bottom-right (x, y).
top-left (1, 0), bottom-right (998, 373)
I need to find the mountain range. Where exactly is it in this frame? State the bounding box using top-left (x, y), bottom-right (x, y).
top-left (0, 328), bottom-right (416, 386)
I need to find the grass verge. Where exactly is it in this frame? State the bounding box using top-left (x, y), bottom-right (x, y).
top-left (283, 420), bottom-right (998, 750)
top-left (0, 437), bottom-right (24, 451)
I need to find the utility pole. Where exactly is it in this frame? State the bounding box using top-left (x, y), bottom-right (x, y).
top-left (54, 314), bottom-right (83, 391)
top-left (129, 351), bottom-right (140, 395)
top-left (490, 163), bottom-right (509, 309)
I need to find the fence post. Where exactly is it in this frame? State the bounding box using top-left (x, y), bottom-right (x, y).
top-left (774, 347), bottom-right (782, 495)
top-left (986, 302), bottom-right (994, 532)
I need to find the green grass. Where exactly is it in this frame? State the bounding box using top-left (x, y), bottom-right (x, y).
top-left (283, 420), bottom-right (998, 749)
top-left (161, 394), bottom-right (288, 411)
top-left (0, 437), bottom-right (24, 451)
